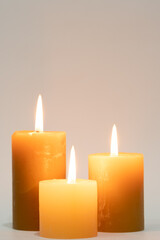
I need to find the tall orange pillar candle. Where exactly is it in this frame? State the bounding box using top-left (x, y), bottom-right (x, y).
top-left (39, 146), bottom-right (97, 239)
top-left (88, 125), bottom-right (144, 232)
top-left (12, 95), bottom-right (66, 231)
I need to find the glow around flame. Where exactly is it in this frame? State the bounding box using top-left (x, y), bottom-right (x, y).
top-left (110, 124), bottom-right (118, 156)
top-left (67, 146), bottom-right (76, 184)
top-left (35, 94), bottom-right (43, 132)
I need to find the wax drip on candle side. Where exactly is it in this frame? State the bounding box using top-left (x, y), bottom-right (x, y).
top-left (67, 146), bottom-right (76, 184)
top-left (110, 124), bottom-right (118, 156)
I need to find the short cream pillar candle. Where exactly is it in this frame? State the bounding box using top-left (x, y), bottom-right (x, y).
top-left (39, 146), bottom-right (97, 239)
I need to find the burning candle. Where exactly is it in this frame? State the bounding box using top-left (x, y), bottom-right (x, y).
top-left (39, 146), bottom-right (97, 239)
top-left (88, 125), bottom-right (144, 232)
top-left (12, 95), bottom-right (66, 230)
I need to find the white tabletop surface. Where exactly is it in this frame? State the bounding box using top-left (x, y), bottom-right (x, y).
top-left (0, 223), bottom-right (160, 240)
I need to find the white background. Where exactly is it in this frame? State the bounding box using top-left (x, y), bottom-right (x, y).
top-left (0, 0), bottom-right (160, 238)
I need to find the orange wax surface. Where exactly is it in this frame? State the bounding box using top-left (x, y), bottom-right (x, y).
top-left (88, 153), bottom-right (144, 232)
top-left (39, 179), bottom-right (97, 239)
top-left (12, 131), bottom-right (66, 231)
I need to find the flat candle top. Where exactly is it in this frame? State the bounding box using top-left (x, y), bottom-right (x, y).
top-left (40, 179), bottom-right (96, 186)
top-left (13, 130), bottom-right (66, 135)
top-left (12, 130), bottom-right (66, 137)
top-left (89, 152), bottom-right (143, 158)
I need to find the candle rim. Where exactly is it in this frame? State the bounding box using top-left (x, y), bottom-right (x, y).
top-left (12, 130), bottom-right (66, 136)
top-left (88, 152), bottom-right (143, 158)
top-left (39, 179), bottom-right (97, 185)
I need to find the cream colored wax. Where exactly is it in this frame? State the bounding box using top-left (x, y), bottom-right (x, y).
top-left (89, 153), bottom-right (144, 232)
top-left (39, 179), bottom-right (97, 239)
top-left (12, 131), bottom-right (66, 230)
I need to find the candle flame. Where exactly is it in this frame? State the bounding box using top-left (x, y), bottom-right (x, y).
top-left (110, 124), bottom-right (118, 156)
top-left (67, 146), bottom-right (76, 184)
top-left (35, 94), bottom-right (43, 132)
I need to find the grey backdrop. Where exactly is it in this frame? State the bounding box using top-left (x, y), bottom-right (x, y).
top-left (0, 0), bottom-right (160, 227)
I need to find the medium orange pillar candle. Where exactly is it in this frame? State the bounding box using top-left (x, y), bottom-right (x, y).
top-left (39, 146), bottom-right (97, 239)
top-left (12, 95), bottom-right (66, 230)
top-left (88, 125), bottom-right (144, 232)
